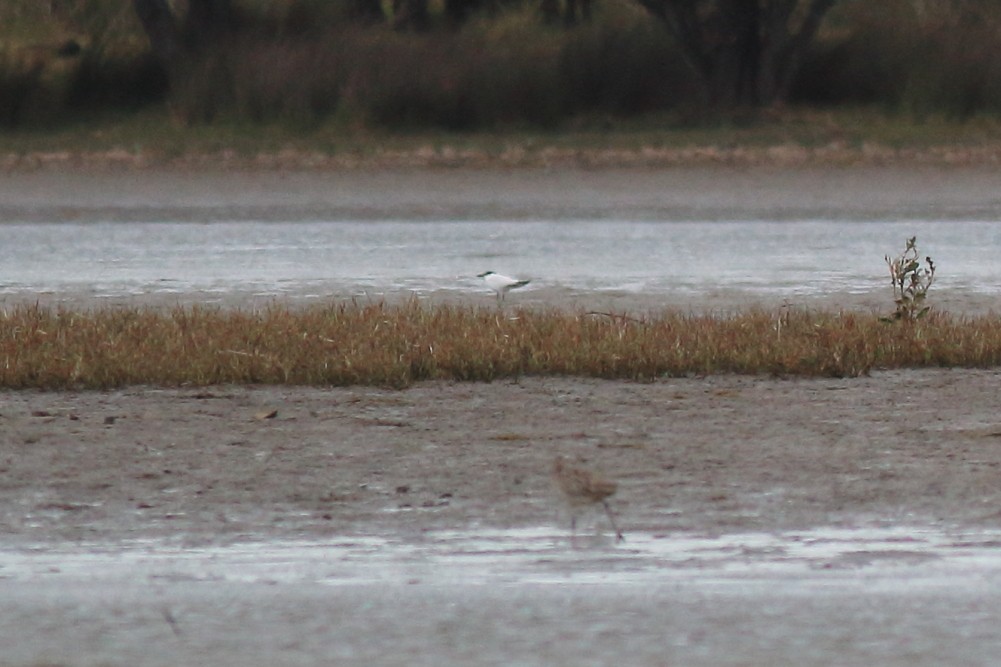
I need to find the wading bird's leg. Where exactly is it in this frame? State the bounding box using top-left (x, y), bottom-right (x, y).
top-left (602, 500), bottom-right (625, 542)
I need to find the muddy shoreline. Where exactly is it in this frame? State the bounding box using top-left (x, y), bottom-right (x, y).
top-left (9, 140), bottom-right (1001, 172)
top-left (3, 369), bottom-right (1001, 548)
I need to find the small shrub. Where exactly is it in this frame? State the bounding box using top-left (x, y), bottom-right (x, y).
top-left (883, 236), bottom-right (935, 322)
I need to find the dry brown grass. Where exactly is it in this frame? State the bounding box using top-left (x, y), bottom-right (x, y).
top-left (2, 301), bottom-right (1001, 389)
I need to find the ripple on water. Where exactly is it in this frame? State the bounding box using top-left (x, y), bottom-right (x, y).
top-left (2, 526), bottom-right (1001, 591)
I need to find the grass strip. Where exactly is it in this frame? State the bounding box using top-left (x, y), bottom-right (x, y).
top-left (2, 301), bottom-right (1000, 389)
top-left (8, 109), bottom-right (1001, 170)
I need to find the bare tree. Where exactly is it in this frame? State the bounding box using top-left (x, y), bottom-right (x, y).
top-left (132, 0), bottom-right (233, 71)
top-left (441, 0), bottom-right (591, 27)
top-left (541, 0), bottom-right (593, 25)
top-left (633, 0), bottom-right (840, 107)
top-left (564, 0), bottom-right (593, 25)
top-left (392, 0), bottom-right (430, 30)
top-left (349, 0), bottom-right (386, 23)
top-left (132, 0), bottom-right (183, 67)
top-left (183, 0), bottom-right (233, 47)
top-left (446, 0), bottom-right (485, 24)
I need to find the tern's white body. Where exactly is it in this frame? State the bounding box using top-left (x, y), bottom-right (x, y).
top-left (478, 271), bottom-right (530, 302)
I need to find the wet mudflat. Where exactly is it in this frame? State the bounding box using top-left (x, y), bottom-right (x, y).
top-left (3, 371), bottom-right (1001, 665)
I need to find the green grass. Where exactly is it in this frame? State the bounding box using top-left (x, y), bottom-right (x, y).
top-left (4, 302), bottom-right (1001, 390)
top-left (7, 106), bottom-right (1001, 167)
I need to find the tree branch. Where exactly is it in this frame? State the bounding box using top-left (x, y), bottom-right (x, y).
top-left (637, 0), bottom-right (713, 79)
top-left (183, 0), bottom-right (234, 49)
top-left (131, 0), bottom-right (183, 66)
top-left (773, 0), bottom-right (838, 98)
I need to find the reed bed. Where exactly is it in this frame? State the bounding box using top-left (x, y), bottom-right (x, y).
top-left (2, 301), bottom-right (1001, 389)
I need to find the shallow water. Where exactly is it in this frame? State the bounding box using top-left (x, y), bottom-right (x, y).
top-left (2, 169), bottom-right (1000, 305)
top-left (3, 218), bottom-right (1000, 305)
top-left (3, 526), bottom-right (1001, 666)
top-left (4, 525), bottom-right (1000, 587)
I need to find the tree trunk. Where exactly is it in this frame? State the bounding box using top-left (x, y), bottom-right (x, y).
top-left (349, 0), bottom-right (386, 23)
top-left (183, 0), bottom-right (233, 51)
top-left (565, 0), bottom-right (593, 26)
top-left (393, 0), bottom-right (431, 30)
top-left (541, 0), bottom-right (561, 24)
top-left (446, 0), bottom-right (478, 24)
top-left (763, 0), bottom-right (838, 103)
top-left (132, 0), bottom-right (183, 68)
top-left (708, 0), bottom-right (762, 106)
top-left (132, 0), bottom-right (234, 70)
top-left (635, 0), bottom-right (839, 108)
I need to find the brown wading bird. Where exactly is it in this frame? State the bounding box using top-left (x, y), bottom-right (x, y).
top-left (551, 455), bottom-right (624, 543)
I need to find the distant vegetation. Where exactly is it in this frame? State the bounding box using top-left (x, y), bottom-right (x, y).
top-left (4, 0), bottom-right (1001, 131)
top-left (4, 302), bottom-right (1001, 389)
